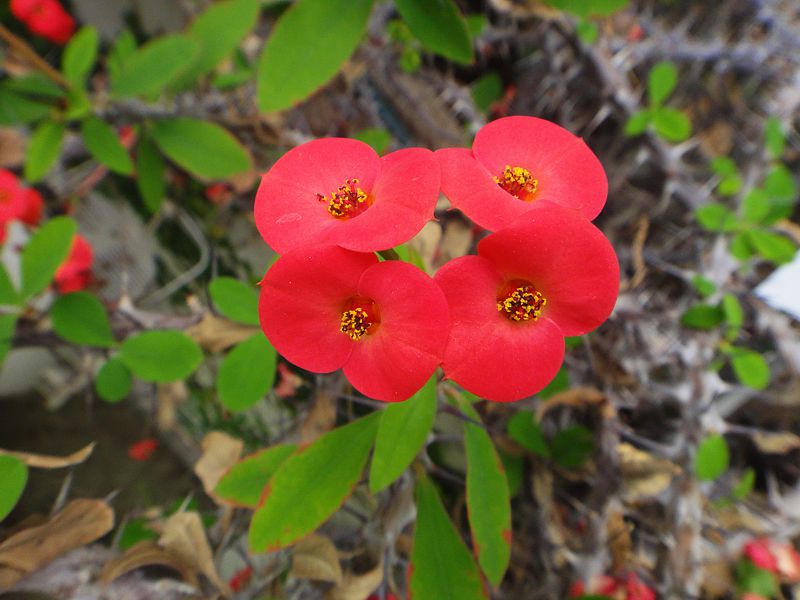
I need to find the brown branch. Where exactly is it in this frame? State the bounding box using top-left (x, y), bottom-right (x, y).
top-left (0, 23), bottom-right (70, 88)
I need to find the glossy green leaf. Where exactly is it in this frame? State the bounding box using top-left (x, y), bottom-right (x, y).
top-left (62, 26), bottom-right (99, 86)
top-left (257, 0), bottom-right (374, 112)
top-left (95, 357), bottom-right (133, 403)
top-left (136, 137), bottom-right (166, 213)
top-left (218, 334), bottom-right (277, 412)
top-left (764, 116), bottom-right (785, 159)
top-left (551, 426), bottom-right (594, 469)
top-left (20, 216), bottom-right (76, 298)
top-left (730, 348), bottom-right (770, 390)
top-left (119, 330), bottom-right (203, 383)
top-left (215, 443), bottom-right (297, 507)
top-left (681, 303), bottom-right (724, 330)
top-left (0, 314), bottom-right (17, 366)
top-left (461, 401), bottom-right (511, 586)
top-left (81, 117), bottom-right (134, 175)
top-left (370, 377), bottom-right (437, 493)
top-left (695, 433), bottom-right (729, 481)
top-left (151, 118), bottom-right (252, 179)
top-left (395, 0), bottom-right (473, 64)
top-left (624, 110), bottom-right (650, 136)
top-left (696, 203), bottom-right (737, 232)
top-left (652, 107), bottom-right (691, 142)
top-left (506, 411), bottom-right (549, 457)
top-left (746, 230), bottom-right (796, 264)
top-left (249, 412), bottom-right (380, 552)
top-left (409, 474), bottom-right (487, 600)
top-left (354, 128), bottom-right (392, 155)
top-left (24, 121), bottom-right (65, 182)
top-left (0, 455), bottom-right (27, 522)
top-left (209, 277), bottom-right (260, 325)
top-left (51, 292), bottom-right (114, 347)
top-left (648, 61), bottom-right (678, 106)
top-left (111, 35), bottom-right (198, 98)
top-left (472, 72), bottom-right (503, 112)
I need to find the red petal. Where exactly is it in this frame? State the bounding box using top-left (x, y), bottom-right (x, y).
top-left (259, 245), bottom-right (377, 373)
top-left (55, 235), bottom-right (94, 293)
top-left (344, 260), bottom-right (449, 402)
top-left (478, 204), bottom-right (619, 336)
top-left (435, 255), bottom-right (565, 402)
top-left (254, 138), bottom-right (379, 253)
top-left (472, 116), bottom-right (607, 221)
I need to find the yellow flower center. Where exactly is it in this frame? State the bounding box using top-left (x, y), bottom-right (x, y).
top-left (494, 165), bottom-right (538, 202)
top-left (317, 178), bottom-right (370, 219)
top-left (497, 282), bottom-right (546, 322)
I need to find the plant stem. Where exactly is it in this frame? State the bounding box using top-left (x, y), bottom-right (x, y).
top-left (0, 23), bottom-right (71, 88)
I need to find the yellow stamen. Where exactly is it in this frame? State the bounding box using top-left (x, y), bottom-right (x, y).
top-left (317, 178), bottom-right (370, 219)
top-left (497, 284), bottom-right (546, 322)
top-left (493, 165), bottom-right (538, 201)
top-left (340, 307), bottom-right (373, 340)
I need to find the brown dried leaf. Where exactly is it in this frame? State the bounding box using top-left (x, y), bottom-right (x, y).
top-left (0, 442), bottom-right (95, 469)
top-left (618, 443), bottom-right (680, 501)
top-left (0, 499), bottom-right (114, 585)
top-left (300, 391), bottom-right (337, 445)
top-left (606, 509), bottom-right (632, 572)
top-left (326, 554), bottom-right (383, 600)
top-left (98, 540), bottom-right (199, 587)
top-left (0, 127), bottom-right (26, 167)
top-left (291, 534), bottom-right (343, 585)
top-left (157, 381), bottom-right (188, 431)
top-left (194, 431), bottom-right (243, 501)
top-left (186, 312), bottom-right (260, 353)
top-left (537, 388), bottom-right (615, 421)
top-left (752, 431), bottom-right (800, 455)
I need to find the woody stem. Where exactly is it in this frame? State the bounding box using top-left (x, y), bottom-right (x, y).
top-left (0, 23), bottom-right (71, 88)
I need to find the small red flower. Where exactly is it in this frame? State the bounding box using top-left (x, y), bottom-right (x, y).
top-left (228, 565), bottom-right (253, 592)
top-left (259, 245), bottom-right (449, 402)
top-left (254, 139), bottom-right (440, 253)
top-left (434, 204), bottom-right (618, 401)
top-left (744, 538), bottom-right (779, 573)
top-left (54, 234), bottom-right (94, 293)
top-left (436, 116), bottom-right (608, 231)
top-left (128, 438), bottom-right (158, 461)
top-left (0, 169), bottom-right (43, 242)
top-left (624, 572), bottom-right (656, 600)
top-left (10, 0), bottom-right (75, 44)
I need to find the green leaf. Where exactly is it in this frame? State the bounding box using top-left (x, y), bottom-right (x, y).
top-left (0, 264), bottom-right (20, 306)
top-left (652, 107), bottom-right (691, 142)
top-left (24, 121), bottom-right (65, 182)
top-left (696, 203), bottom-right (737, 232)
top-left (721, 293), bottom-right (743, 340)
top-left (695, 433), bottom-right (729, 481)
top-left (648, 61), bottom-right (678, 106)
top-left (118, 518), bottom-right (158, 550)
top-left (575, 20), bottom-right (599, 44)
top-left (762, 164), bottom-right (797, 222)
top-left (62, 26), bottom-right (99, 86)
top-left (711, 156), bottom-right (737, 177)
top-left (51, 291), bottom-right (114, 347)
top-left (81, 117), bottom-right (134, 175)
top-left (730, 232), bottom-right (755, 261)
top-left (471, 72), bottom-right (503, 112)
top-left (215, 443), bottom-right (297, 507)
top-left (354, 128), bottom-right (392, 155)
top-left (107, 30), bottom-right (137, 82)
top-left (95, 357), bottom-right (133, 403)
top-left (111, 35), bottom-right (198, 98)
top-left (736, 559), bottom-right (778, 596)
top-left (119, 330), bottom-right (203, 383)
top-left (370, 377), bottom-right (437, 493)
top-left (64, 87), bottom-right (91, 120)
top-left (2, 73), bottom-right (64, 99)
top-left (20, 216), bottom-right (76, 298)
top-left (395, 0), bottom-right (473, 64)
top-left (507, 411), bottom-right (549, 457)
top-left (729, 348), bottom-right (770, 390)
top-left (248, 412), bottom-right (380, 552)
top-left (623, 110), bottom-right (650, 136)
top-left (498, 449), bottom-right (523, 497)
top-left (741, 189), bottom-right (770, 224)
top-left (0, 455), bottom-right (27, 522)
top-left (681, 304), bottom-right (724, 329)
top-left (209, 277), bottom-right (260, 325)
top-left (0, 89), bottom-right (53, 125)
top-left (409, 474), bottom-right (488, 600)
top-left (539, 365), bottom-right (570, 399)
top-left (691, 275), bottom-right (716, 298)
top-left (257, 0), bottom-right (374, 112)
top-left (465, 14), bottom-right (487, 38)
top-left (551, 426), bottom-right (594, 469)
top-left (546, 0), bottom-right (628, 17)
top-left (764, 116), bottom-right (785, 160)
top-left (175, 0), bottom-right (261, 87)
top-left (151, 118), bottom-right (252, 179)
top-left (461, 401), bottom-right (511, 586)
top-left (746, 230), bottom-right (796, 264)
top-left (136, 137), bottom-right (166, 213)
top-left (732, 467), bottom-right (755, 500)
top-left (218, 334), bottom-right (277, 412)
top-left (0, 314), bottom-right (18, 366)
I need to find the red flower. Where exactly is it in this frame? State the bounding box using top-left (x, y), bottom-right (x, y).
top-left (54, 234), bottom-right (94, 293)
top-left (228, 565), bottom-right (253, 592)
top-left (10, 0), bottom-right (75, 45)
top-left (259, 245), bottom-right (449, 402)
top-left (0, 169), bottom-right (43, 242)
top-left (434, 204), bottom-right (618, 401)
top-left (436, 116), bottom-right (607, 231)
top-left (128, 438), bottom-right (158, 461)
top-left (254, 139), bottom-right (439, 254)
top-left (744, 538), bottom-right (800, 582)
top-left (624, 573), bottom-right (656, 600)
top-left (744, 538), bottom-right (779, 573)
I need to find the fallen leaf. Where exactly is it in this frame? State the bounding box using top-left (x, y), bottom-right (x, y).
top-left (157, 381), bottom-right (188, 431)
top-left (300, 390), bottom-right (337, 445)
top-left (291, 533), bottom-right (343, 585)
top-left (326, 554), bottom-right (384, 600)
top-left (0, 442), bottom-right (95, 469)
top-left (617, 443), bottom-right (680, 501)
top-left (194, 431), bottom-right (243, 501)
top-left (606, 509), bottom-right (632, 572)
top-left (186, 312), bottom-right (260, 353)
top-left (98, 540), bottom-right (199, 587)
top-left (752, 431), bottom-right (800, 455)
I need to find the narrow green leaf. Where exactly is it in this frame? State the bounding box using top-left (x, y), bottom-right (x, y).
top-left (680, 304), bottom-right (724, 330)
top-left (395, 0), bottom-right (473, 64)
top-left (62, 26), bottom-right (99, 86)
top-left (506, 411), bottom-right (549, 457)
top-left (648, 61), bottom-right (678, 106)
top-left (111, 35), bottom-right (198, 98)
top-left (218, 334), bottom-right (277, 412)
top-left (0, 455), bottom-right (27, 522)
top-left (215, 443), bottom-right (297, 507)
top-left (695, 433), bottom-right (729, 481)
top-left (151, 118), bottom-right (252, 179)
top-left (119, 330), bottom-right (203, 383)
top-left (730, 348), bottom-right (770, 390)
top-left (551, 426), bottom-right (594, 469)
top-left (764, 116), bottom-right (785, 160)
top-left (721, 293), bottom-right (743, 339)
top-left (409, 474), bottom-right (488, 600)
top-left (652, 107), bottom-right (691, 142)
top-left (696, 203), bottom-right (737, 232)
top-left (472, 72), bottom-right (503, 112)
top-left (354, 128), bottom-right (392, 155)
top-left (248, 412), bottom-right (380, 552)
top-left (746, 230), bottom-right (796, 264)
top-left (2, 73), bottom-right (64, 99)
top-left (21, 216), bottom-right (76, 298)
top-left (24, 121), bottom-right (65, 182)
top-left (95, 357), bottom-right (133, 403)
top-left (257, 0), bottom-right (374, 112)
top-left (136, 137), bottom-right (166, 213)
top-left (0, 314), bottom-right (17, 366)
top-left (209, 277), bottom-right (260, 325)
top-left (51, 291), bottom-right (114, 347)
top-left (81, 117), bottom-right (134, 175)
top-left (370, 377), bottom-right (437, 493)
top-left (0, 89), bottom-right (53, 125)
top-left (623, 110), bottom-right (650, 136)
top-left (461, 401), bottom-right (511, 586)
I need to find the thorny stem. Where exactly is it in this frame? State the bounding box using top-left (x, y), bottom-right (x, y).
top-left (0, 23), bottom-right (71, 88)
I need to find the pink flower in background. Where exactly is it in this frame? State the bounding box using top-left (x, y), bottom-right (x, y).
top-left (54, 234), bottom-right (94, 293)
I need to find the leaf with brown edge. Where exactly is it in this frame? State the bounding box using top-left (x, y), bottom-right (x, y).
top-left (215, 443), bottom-right (297, 508)
top-left (98, 540), bottom-right (198, 587)
top-left (290, 533), bottom-right (342, 585)
top-left (194, 431), bottom-right (243, 502)
top-left (0, 442), bottom-right (95, 469)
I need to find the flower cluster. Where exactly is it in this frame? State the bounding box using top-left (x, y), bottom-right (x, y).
top-left (10, 0), bottom-right (75, 45)
top-left (255, 117), bottom-right (618, 402)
